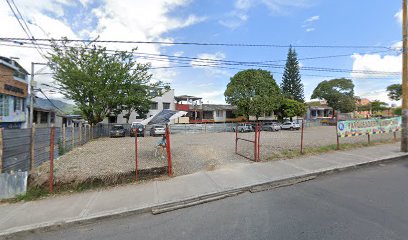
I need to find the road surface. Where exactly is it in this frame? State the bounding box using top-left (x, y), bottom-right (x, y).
top-left (10, 159), bottom-right (408, 240)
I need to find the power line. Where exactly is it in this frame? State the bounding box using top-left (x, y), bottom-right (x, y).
top-left (0, 41), bottom-right (401, 75)
top-left (0, 41), bottom-right (400, 72)
top-left (0, 37), bottom-right (393, 49)
top-left (4, 0), bottom-right (47, 59)
top-left (37, 88), bottom-right (65, 113)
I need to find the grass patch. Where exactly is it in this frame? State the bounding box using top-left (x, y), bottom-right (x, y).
top-left (2, 168), bottom-right (168, 204)
top-left (5, 187), bottom-right (50, 203)
top-left (268, 139), bottom-right (397, 161)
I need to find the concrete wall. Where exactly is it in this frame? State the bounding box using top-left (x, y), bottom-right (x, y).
top-left (213, 110), bottom-right (227, 122)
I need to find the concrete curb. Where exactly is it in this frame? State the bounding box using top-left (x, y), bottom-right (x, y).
top-left (1, 154), bottom-right (407, 238)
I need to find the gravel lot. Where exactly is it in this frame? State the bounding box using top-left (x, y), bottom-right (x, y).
top-left (30, 126), bottom-right (397, 186)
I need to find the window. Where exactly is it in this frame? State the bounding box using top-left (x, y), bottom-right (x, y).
top-left (163, 102), bottom-right (170, 110)
top-left (216, 110), bottom-right (223, 118)
top-left (0, 94), bottom-right (10, 117)
top-left (13, 97), bottom-right (23, 111)
top-left (150, 102), bottom-right (158, 110)
top-left (40, 112), bottom-right (48, 123)
top-left (108, 116), bottom-right (117, 124)
top-left (50, 112), bottom-right (55, 123)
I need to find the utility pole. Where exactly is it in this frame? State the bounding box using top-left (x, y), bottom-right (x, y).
top-left (402, 0), bottom-right (408, 152)
top-left (30, 62), bottom-right (34, 128)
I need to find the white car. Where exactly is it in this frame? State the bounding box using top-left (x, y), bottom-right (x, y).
top-left (281, 121), bottom-right (301, 130)
top-left (232, 123), bottom-right (253, 132)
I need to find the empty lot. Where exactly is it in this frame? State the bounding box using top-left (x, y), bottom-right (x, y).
top-left (30, 126), bottom-right (397, 186)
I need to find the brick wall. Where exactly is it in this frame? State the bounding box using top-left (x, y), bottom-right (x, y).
top-left (0, 65), bottom-right (28, 98)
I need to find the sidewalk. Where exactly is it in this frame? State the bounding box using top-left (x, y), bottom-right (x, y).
top-left (0, 143), bottom-right (407, 236)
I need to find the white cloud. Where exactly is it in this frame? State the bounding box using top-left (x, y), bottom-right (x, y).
top-left (391, 41), bottom-right (402, 50)
top-left (190, 52), bottom-right (230, 77)
top-left (305, 15), bottom-right (319, 22)
top-left (302, 15), bottom-right (319, 32)
top-left (351, 53), bottom-right (401, 78)
top-left (220, 0), bottom-right (312, 29)
top-left (0, 0), bottom-right (205, 101)
top-left (173, 51), bottom-right (184, 57)
top-left (197, 90), bottom-right (225, 104)
top-left (395, 9), bottom-right (402, 24)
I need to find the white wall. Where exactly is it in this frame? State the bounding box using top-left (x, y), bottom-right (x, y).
top-left (213, 110), bottom-right (227, 122)
top-left (103, 89), bottom-right (175, 124)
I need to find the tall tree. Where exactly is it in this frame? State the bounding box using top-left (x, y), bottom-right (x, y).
top-left (224, 69), bottom-right (280, 120)
top-left (386, 84), bottom-right (402, 101)
top-left (311, 78), bottom-right (356, 115)
top-left (48, 39), bottom-right (165, 125)
top-left (281, 47), bottom-right (304, 102)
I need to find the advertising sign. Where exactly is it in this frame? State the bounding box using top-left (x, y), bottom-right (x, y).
top-left (337, 117), bottom-right (401, 138)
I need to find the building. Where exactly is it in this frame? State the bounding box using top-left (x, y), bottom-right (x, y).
top-left (0, 56), bottom-right (29, 129)
top-left (306, 100), bottom-right (333, 120)
top-left (103, 89), bottom-right (176, 124)
top-left (175, 95), bottom-right (245, 123)
top-left (32, 97), bottom-right (64, 128)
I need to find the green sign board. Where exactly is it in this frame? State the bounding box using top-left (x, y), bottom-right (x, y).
top-left (337, 117), bottom-right (401, 138)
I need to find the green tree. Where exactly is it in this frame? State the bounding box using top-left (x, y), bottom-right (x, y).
top-left (276, 98), bottom-right (306, 121)
top-left (370, 100), bottom-right (388, 113)
top-left (281, 47), bottom-right (304, 102)
top-left (224, 69), bottom-right (280, 120)
top-left (48, 40), bottom-right (164, 125)
top-left (311, 78), bottom-right (356, 115)
top-left (386, 84), bottom-right (402, 101)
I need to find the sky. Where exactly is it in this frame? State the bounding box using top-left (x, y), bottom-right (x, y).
top-left (0, 0), bottom-right (403, 105)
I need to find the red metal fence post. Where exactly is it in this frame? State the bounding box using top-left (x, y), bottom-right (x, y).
top-left (257, 123), bottom-right (261, 161)
top-left (300, 119), bottom-right (305, 154)
top-left (235, 123), bottom-right (238, 154)
top-left (135, 132), bottom-right (138, 181)
top-left (254, 123), bottom-right (257, 161)
top-left (165, 125), bottom-right (173, 176)
top-left (49, 127), bottom-right (55, 193)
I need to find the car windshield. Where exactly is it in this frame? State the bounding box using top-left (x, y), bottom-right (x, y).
top-left (132, 123), bottom-right (143, 128)
top-left (112, 126), bottom-right (123, 130)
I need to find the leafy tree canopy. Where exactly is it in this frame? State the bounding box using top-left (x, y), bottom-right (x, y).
top-left (311, 78), bottom-right (355, 113)
top-left (48, 39), bottom-right (167, 125)
top-left (386, 84), bottom-right (402, 101)
top-left (276, 98), bottom-right (306, 121)
top-left (224, 69), bottom-right (280, 120)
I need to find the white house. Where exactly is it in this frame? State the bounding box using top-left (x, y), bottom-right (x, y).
top-left (103, 89), bottom-right (175, 124)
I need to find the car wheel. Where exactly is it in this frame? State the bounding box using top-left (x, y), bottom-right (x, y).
top-left (290, 127), bottom-right (294, 131)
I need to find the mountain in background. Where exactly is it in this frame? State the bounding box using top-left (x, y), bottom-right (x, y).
top-left (34, 97), bottom-right (78, 115)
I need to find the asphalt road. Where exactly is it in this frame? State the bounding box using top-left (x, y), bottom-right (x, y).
top-left (10, 160), bottom-right (408, 240)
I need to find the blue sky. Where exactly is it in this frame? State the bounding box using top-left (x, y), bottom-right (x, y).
top-left (0, 0), bottom-right (403, 104)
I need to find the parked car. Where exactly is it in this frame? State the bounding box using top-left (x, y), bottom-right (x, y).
top-left (150, 125), bottom-right (166, 136)
top-left (109, 125), bottom-right (126, 137)
top-left (232, 123), bottom-right (253, 132)
top-left (281, 121), bottom-right (301, 130)
top-left (261, 122), bottom-right (281, 131)
top-left (130, 122), bottom-right (145, 137)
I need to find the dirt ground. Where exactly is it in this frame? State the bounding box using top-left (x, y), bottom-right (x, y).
top-left (30, 126), bottom-right (397, 186)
